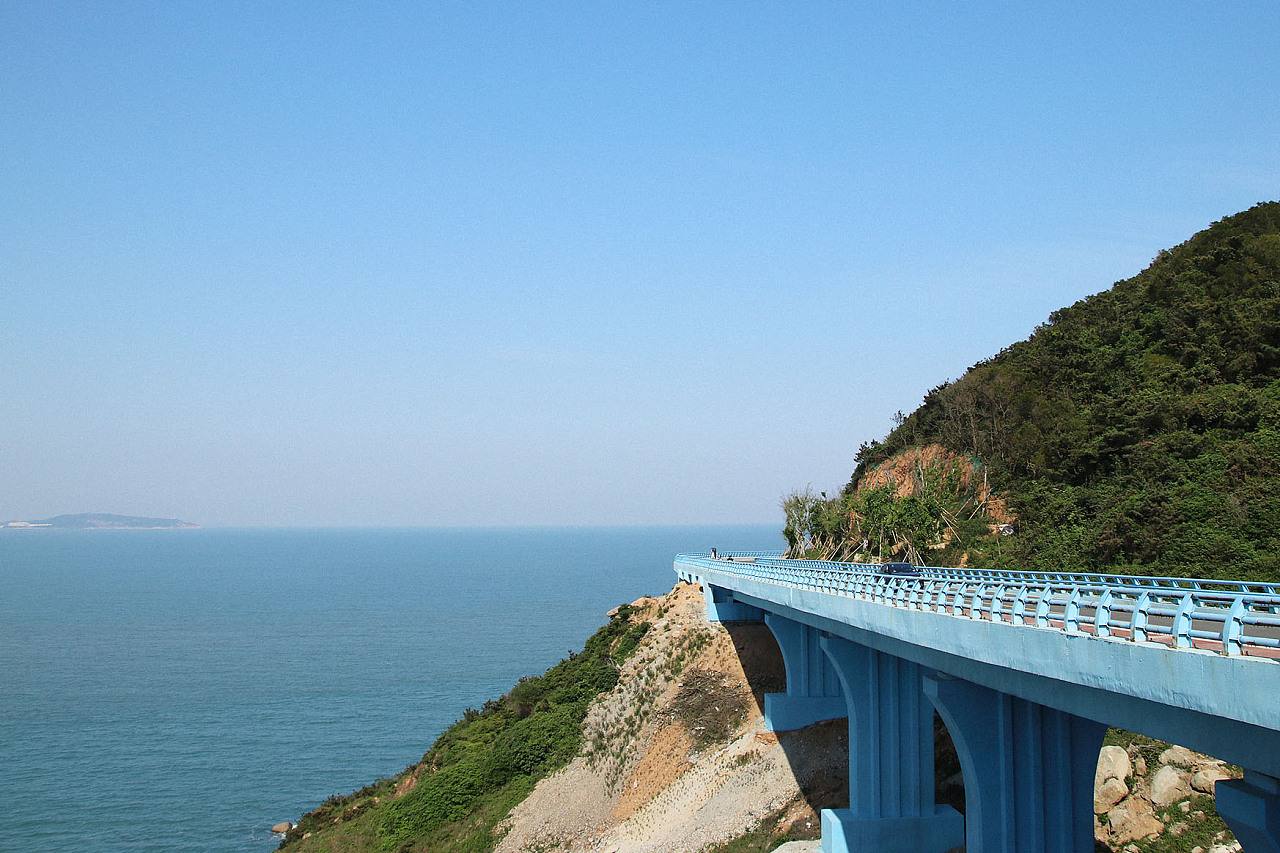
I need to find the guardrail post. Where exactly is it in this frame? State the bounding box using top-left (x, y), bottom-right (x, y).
top-left (818, 637), bottom-right (964, 853)
top-left (1095, 589), bottom-right (1114, 638)
top-left (1064, 587), bottom-right (1083, 633)
top-left (1223, 597), bottom-right (1247, 657)
top-left (1132, 591), bottom-right (1151, 643)
top-left (1173, 593), bottom-right (1195, 649)
top-left (1035, 589), bottom-right (1052, 628)
top-left (969, 584), bottom-right (984, 620)
top-left (991, 585), bottom-right (1006, 623)
top-left (1012, 586), bottom-right (1029, 626)
top-left (924, 673), bottom-right (1106, 853)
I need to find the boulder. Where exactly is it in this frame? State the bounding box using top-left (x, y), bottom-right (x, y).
top-left (1159, 745), bottom-right (1198, 767)
top-left (1095, 777), bottom-right (1129, 813)
top-left (1134, 755), bottom-right (1148, 776)
top-left (1192, 766), bottom-right (1232, 793)
top-left (1096, 745), bottom-right (1132, 787)
top-left (271, 821), bottom-right (293, 834)
top-left (1151, 765), bottom-right (1191, 806)
top-left (1107, 798), bottom-right (1164, 844)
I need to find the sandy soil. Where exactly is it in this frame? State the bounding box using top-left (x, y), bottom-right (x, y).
top-left (495, 582), bottom-right (845, 853)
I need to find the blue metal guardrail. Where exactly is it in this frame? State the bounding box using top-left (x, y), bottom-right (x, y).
top-left (677, 553), bottom-right (1280, 658)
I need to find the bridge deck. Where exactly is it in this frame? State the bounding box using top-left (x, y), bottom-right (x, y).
top-left (676, 552), bottom-right (1280, 777)
top-left (682, 553), bottom-right (1280, 657)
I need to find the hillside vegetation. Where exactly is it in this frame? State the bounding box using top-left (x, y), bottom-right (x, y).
top-left (787, 202), bottom-right (1280, 581)
top-left (279, 606), bottom-right (650, 852)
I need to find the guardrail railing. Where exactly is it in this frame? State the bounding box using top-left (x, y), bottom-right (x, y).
top-left (675, 553), bottom-right (1280, 659)
top-left (710, 550), bottom-right (787, 559)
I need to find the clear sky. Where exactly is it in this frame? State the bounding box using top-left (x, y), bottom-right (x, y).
top-left (2, 3), bottom-right (1278, 527)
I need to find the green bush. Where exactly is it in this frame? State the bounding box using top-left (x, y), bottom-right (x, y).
top-left (376, 605), bottom-right (650, 849)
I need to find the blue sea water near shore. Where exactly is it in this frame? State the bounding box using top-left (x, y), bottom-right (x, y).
top-left (0, 525), bottom-right (781, 853)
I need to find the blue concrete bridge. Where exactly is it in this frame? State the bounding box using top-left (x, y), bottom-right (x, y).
top-left (674, 552), bottom-right (1280, 853)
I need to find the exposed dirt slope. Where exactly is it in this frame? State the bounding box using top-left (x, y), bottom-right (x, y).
top-left (857, 443), bottom-right (1015, 526)
top-left (494, 582), bottom-right (845, 852)
top-left (496, 582), bottom-right (1243, 853)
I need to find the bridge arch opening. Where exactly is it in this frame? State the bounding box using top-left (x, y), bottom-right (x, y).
top-left (934, 712), bottom-right (965, 817)
top-left (681, 556), bottom-right (1279, 852)
top-left (720, 617), bottom-right (853, 831)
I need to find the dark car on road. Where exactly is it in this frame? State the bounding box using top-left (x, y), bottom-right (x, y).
top-left (878, 561), bottom-right (921, 576)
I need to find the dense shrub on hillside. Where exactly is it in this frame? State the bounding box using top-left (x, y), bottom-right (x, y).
top-left (782, 454), bottom-right (1010, 566)
top-left (375, 604), bottom-right (646, 850)
top-left (800, 202), bottom-right (1280, 580)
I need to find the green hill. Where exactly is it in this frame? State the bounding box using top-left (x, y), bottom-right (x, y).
top-left (787, 202), bottom-right (1280, 581)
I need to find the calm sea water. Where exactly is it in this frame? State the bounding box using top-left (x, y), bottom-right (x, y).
top-left (0, 525), bottom-right (781, 853)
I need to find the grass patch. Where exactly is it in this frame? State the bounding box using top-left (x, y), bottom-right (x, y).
top-left (281, 777), bottom-right (398, 848)
top-left (1128, 794), bottom-right (1233, 853)
top-left (670, 670), bottom-right (750, 749)
top-left (611, 620), bottom-right (650, 663)
top-left (704, 800), bottom-right (818, 852)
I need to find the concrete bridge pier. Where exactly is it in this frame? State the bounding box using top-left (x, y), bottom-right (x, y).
top-left (923, 673), bottom-right (1106, 853)
top-left (701, 583), bottom-right (764, 623)
top-left (1217, 771), bottom-right (1280, 853)
top-left (818, 635), bottom-right (965, 853)
top-left (761, 614), bottom-right (846, 731)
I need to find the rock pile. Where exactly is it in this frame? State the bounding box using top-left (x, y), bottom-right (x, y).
top-left (1093, 739), bottom-right (1241, 851)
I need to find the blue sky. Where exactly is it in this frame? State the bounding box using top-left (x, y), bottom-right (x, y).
top-left (2, 2), bottom-right (1278, 526)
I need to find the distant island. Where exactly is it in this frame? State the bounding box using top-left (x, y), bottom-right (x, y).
top-left (2, 513), bottom-right (199, 530)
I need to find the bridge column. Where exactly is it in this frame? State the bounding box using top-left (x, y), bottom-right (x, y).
top-left (701, 583), bottom-right (763, 623)
top-left (1216, 771), bottom-right (1280, 853)
top-left (923, 673), bottom-right (1106, 853)
top-left (761, 614), bottom-right (845, 731)
top-left (818, 635), bottom-right (964, 853)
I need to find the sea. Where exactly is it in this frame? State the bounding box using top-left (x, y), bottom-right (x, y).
top-left (0, 525), bottom-right (781, 853)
